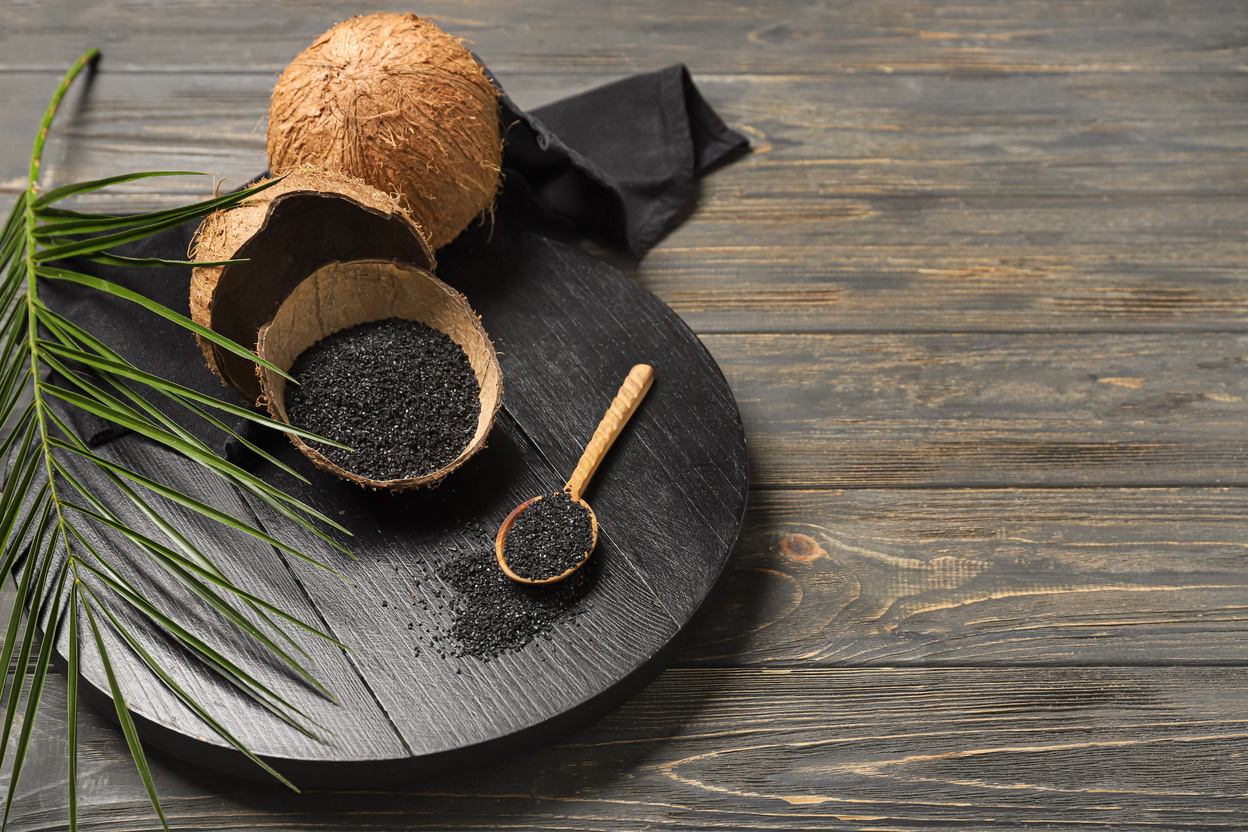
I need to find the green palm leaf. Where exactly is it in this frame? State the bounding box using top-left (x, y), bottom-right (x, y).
top-left (79, 593), bottom-right (168, 831)
top-left (32, 171), bottom-right (206, 208)
top-left (34, 265), bottom-right (297, 382)
top-left (0, 49), bottom-right (355, 832)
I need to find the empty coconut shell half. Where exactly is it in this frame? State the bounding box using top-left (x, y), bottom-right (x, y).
top-left (190, 168), bottom-right (434, 405)
top-left (256, 259), bottom-right (503, 492)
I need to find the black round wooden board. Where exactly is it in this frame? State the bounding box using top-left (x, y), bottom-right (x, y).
top-left (53, 226), bottom-right (749, 787)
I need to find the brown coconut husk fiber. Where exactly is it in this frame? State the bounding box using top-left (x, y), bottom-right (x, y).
top-left (266, 13), bottom-right (503, 251)
top-left (256, 259), bottom-right (503, 492)
top-left (189, 167), bottom-right (434, 404)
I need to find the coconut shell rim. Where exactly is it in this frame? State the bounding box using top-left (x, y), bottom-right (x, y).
top-left (254, 258), bottom-right (502, 492)
top-left (197, 185), bottom-right (436, 403)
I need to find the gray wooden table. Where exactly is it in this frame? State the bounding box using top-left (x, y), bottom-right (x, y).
top-left (4, 2), bottom-right (1248, 829)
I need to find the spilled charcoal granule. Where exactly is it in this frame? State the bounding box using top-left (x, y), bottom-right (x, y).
top-left (439, 524), bottom-right (597, 659)
top-left (503, 491), bottom-right (596, 581)
top-left (285, 317), bottom-right (479, 481)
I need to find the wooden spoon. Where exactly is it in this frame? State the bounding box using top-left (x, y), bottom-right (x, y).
top-left (496, 364), bottom-right (655, 585)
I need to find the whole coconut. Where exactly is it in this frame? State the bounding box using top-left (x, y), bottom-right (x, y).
top-left (266, 14), bottom-right (502, 250)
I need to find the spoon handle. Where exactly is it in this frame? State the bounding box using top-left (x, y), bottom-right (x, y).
top-left (565, 364), bottom-right (655, 500)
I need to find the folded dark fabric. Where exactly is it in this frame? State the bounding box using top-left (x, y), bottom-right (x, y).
top-left (495, 64), bottom-right (749, 254)
top-left (40, 65), bottom-right (748, 454)
top-left (40, 222), bottom-right (248, 449)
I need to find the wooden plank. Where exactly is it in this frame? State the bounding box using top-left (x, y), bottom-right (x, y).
top-left (18, 218), bottom-right (744, 782)
top-left (20, 486), bottom-right (1248, 675)
top-left (17, 192), bottom-right (1247, 335)
top-left (705, 331), bottom-right (1248, 488)
top-left (235, 410), bottom-right (681, 774)
top-left (3, 2), bottom-right (1247, 829)
top-left (40, 434), bottom-right (410, 769)
top-left (438, 227), bottom-right (750, 622)
top-left (0, 71), bottom-right (268, 197)
top-left (2, 0), bottom-right (1246, 73)
top-left (625, 192), bottom-right (1248, 333)
top-left (6, 69), bottom-right (1248, 197)
top-left (205, 225), bottom-right (749, 779)
top-left (8, 665), bottom-right (1248, 830)
top-left (0, 70), bottom-right (598, 196)
top-left (680, 487), bottom-right (1248, 667)
top-left (5, 70), bottom-right (1248, 336)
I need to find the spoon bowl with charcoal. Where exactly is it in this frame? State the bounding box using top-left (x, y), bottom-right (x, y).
top-left (496, 364), bottom-right (654, 585)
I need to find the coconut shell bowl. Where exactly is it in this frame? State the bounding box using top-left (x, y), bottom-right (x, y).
top-left (255, 259), bottom-right (503, 491)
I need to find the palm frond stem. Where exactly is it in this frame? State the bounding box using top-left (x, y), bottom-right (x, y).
top-left (1, 48), bottom-right (360, 832)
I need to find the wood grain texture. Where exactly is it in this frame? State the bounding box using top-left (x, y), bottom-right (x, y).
top-left (4, 67), bottom-right (1247, 336)
top-left (14, 224), bottom-right (746, 784)
top-left (679, 487), bottom-right (1248, 666)
top-left (7, 665), bottom-right (1248, 831)
top-left (2, 0), bottom-right (1247, 73)
top-left (44, 437), bottom-right (408, 764)
top-left (8, 67), bottom-right (1248, 197)
top-left (564, 363), bottom-right (655, 501)
top-left (233, 409), bottom-right (684, 780)
top-left (4, 0), bottom-right (1248, 828)
top-left (439, 228), bottom-right (750, 622)
top-left (706, 332), bottom-right (1248, 488)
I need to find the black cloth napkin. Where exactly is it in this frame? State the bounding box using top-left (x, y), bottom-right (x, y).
top-left (496, 64), bottom-right (748, 254)
top-left (40, 64), bottom-right (749, 454)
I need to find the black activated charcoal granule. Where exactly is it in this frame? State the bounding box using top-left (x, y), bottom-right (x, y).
top-left (438, 522), bottom-right (597, 660)
top-left (503, 491), bottom-right (595, 581)
top-left (284, 317), bottom-right (479, 481)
